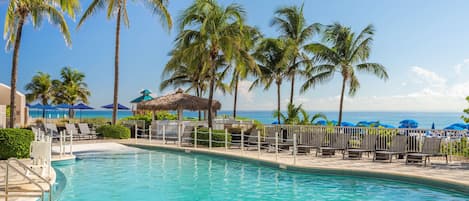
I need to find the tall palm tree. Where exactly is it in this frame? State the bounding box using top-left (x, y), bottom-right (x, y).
top-left (177, 0), bottom-right (246, 127)
top-left (271, 4), bottom-right (320, 105)
top-left (4, 0), bottom-right (79, 127)
top-left (53, 67), bottom-right (91, 118)
top-left (77, 0), bottom-right (172, 125)
top-left (24, 72), bottom-right (54, 117)
top-left (228, 25), bottom-right (261, 118)
top-left (303, 23), bottom-right (389, 126)
top-left (250, 38), bottom-right (293, 124)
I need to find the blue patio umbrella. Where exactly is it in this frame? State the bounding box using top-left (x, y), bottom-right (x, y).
top-left (73, 103), bottom-right (94, 120)
top-left (449, 123), bottom-right (467, 129)
top-left (356, 121), bottom-right (371, 127)
top-left (271, 120), bottom-right (281, 125)
top-left (444, 125), bottom-right (465, 130)
top-left (340, 122), bottom-right (355, 127)
top-left (101, 103), bottom-right (130, 110)
top-left (431, 122), bottom-right (435, 129)
top-left (399, 119), bottom-right (418, 128)
top-left (55, 103), bottom-right (72, 109)
top-left (330, 120), bottom-right (338, 126)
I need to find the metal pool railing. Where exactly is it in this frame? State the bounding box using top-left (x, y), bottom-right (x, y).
top-left (132, 123), bottom-right (469, 163)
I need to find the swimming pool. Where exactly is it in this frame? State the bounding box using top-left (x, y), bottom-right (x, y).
top-left (53, 147), bottom-right (469, 201)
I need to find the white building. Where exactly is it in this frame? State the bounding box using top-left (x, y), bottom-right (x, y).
top-left (0, 83), bottom-right (28, 127)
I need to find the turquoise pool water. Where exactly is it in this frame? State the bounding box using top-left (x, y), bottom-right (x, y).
top-left (53, 148), bottom-right (469, 201)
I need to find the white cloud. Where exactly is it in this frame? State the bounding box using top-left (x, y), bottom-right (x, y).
top-left (410, 66), bottom-right (446, 86)
top-left (453, 58), bottom-right (469, 74)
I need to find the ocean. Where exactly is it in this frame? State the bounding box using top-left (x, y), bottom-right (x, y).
top-left (29, 110), bottom-right (465, 129)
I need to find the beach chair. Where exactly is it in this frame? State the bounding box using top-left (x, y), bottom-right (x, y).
top-left (65, 123), bottom-right (86, 140)
top-left (344, 134), bottom-right (377, 159)
top-left (318, 133), bottom-right (350, 158)
top-left (78, 123), bottom-right (100, 139)
top-left (245, 129), bottom-right (269, 151)
top-left (406, 137), bottom-right (448, 166)
top-left (44, 123), bottom-right (60, 140)
top-left (296, 132), bottom-right (326, 155)
top-left (181, 125), bottom-right (195, 146)
top-left (373, 135), bottom-right (407, 163)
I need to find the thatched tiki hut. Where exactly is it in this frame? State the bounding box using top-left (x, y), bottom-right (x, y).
top-left (137, 88), bottom-right (221, 121)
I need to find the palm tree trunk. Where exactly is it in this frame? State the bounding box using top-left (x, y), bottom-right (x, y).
top-left (9, 16), bottom-right (26, 128)
top-left (338, 77), bottom-right (346, 126)
top-left (233, 73), bottom-right (239, 118)
top-left (289, 58), bottom-right (297, 105)
top-left (207, 66), bottom-right (216, 128)
top-left (112, 3), bottom-right (122, 125)
top-left (196, 85), bottom-right (201, 121)
top-left (277, 81), bottom-right (281, 124)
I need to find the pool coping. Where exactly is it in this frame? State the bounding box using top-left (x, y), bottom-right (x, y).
top-left (123, 142), bottom-right (469, 195)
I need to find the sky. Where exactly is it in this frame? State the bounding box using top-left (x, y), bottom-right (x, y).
top-left (0, 0), bottom-right (468, 112)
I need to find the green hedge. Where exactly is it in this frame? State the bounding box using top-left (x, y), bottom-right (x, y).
top-left (0, 129), bottom-right (34, 160)
top-left (96, 125), bottom-right (131, 139)
top-left (191, 128), bottom-right (232, 147)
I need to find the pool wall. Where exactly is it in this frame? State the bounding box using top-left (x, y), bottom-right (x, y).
top-left (125, 143), bottom-right (469, 195)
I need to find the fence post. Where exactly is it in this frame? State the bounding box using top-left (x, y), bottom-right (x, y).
top-left (194, 127), bottom-right (198, 148)
top-left (241, 129), bottom-right (244, 154)
top-left (59, 131), bottom-right (63, 157)
top-left (225, 128), bottom-right (228, 152)
top-left (293, 133), bottom-right (297, 165)
top-left (257, 130), bottom-right (261, 158)
top-left (149, 125), bottom-right (152, 142)
top-left (70, 130), bottom-right (73, 155)
top-left (134, 124), bottom-right (138, 143)
top-left (178, 123), bottom-right (182, 147)
top-left (163, 125), bottom-right (166, 144)
top-left (209, 127), bottom-right (212, 150)
top-left (275, 132), bottom-right (279, 161)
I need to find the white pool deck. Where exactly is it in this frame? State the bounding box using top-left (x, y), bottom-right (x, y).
top-left (2, 139), bottom-right (469, 200)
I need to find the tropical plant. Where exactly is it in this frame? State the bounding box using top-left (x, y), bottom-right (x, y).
top-left (309, 112), bottom-right (328, 125)
top-left (176, 0), bottom-right (246, 127)
top-left (229, 25), bottom-right (261, 118)
top-left (271, 4), bottom-right (320, 105)
top-left (24, 72), bottom-right (54, 117)
top-left (78, 0), bottom-right (172, 125)
top-left (52, 67), bottom-right (91, 118)
top-left (302, 23), bottom-right (389, 126)
top-left (251, 38), bottom-right (293, 124)
top-left (462, 96), bottom-right (469, 123)
top-left (273, 103), bottom-right (304, 125)
top-left (4, 0), bottom-right (79, 127)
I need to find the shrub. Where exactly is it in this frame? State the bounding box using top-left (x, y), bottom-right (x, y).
top-left (96, 125), bottom-right (130, 139)
top-left (191, 128), bottom-right (232, 147)
top-left (121, 114), bottom-right (152, 128)
top-left (0, 129), bottom-right (34, 160)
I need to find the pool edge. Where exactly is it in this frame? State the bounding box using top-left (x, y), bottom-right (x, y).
top-left (123, 143), bottom-right (469, 195)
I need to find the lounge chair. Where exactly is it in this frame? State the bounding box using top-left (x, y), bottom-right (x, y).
top-left (78, 123), bottom-right (100, 139)
top-left (181, 125), bottom-right (195, 146)
top-left (65, 123), bottom-right (87, 140)
top-left (245, 129), bottom-right (269, 151)
top-left (44, 123), bottom-right (60, 140)
top-left (373, 135), bottom-right (407, 162)
top-left (318, 133), bottom-right (350, 158)
top-left (406, 137), bottom-right (448, 166)
top-left (344, 134), bottom-right (377, 159)
top-left (296, 132), bottom-right (326, 155)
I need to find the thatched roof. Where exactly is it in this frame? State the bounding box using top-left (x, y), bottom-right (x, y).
top-left (137, 88), bottom-right (221, 111)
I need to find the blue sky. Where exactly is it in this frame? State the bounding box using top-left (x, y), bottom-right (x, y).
top-left (0, 0), bottom-right (468, 112)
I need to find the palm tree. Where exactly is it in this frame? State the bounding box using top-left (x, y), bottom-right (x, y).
top-left (177, 0), bottom-right (246, 127)
top-left (77, 0), bottom-right (172, 125)
top-left (229, 26), bottom-right (261, 118)
top-left (4, 0), bottom-right (79, 127)
top-left (273, 103), bottom-right (304, 125)
top-left (303, 23), bottom-right (389, 126)
top-left (271, 4), bottom-right (320, 105)
top-left (250, 38), bottom-right (293, 124)
top-left (24, 72), bottom-right (54, 117)
top-left (53, 67), bottom-right (91, 118)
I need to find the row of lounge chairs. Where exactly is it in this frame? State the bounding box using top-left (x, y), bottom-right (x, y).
top-left (33, 123), bottom-right (100, 140)
top-left (240, 130), bottom-right (448, 167)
